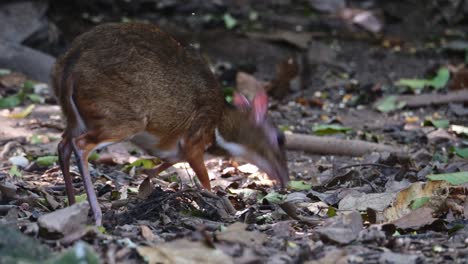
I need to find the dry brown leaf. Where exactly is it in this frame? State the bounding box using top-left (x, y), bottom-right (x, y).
top-left (450, 67), bottom-right (468, 90)
top-left (140, 225), bottom-right (157, 243)
top-left (216, 222), bottom-right (267, 247)
top-left (392, 207), bottom-right (437, 230)
top-left (138, 177), bottom-right (154, 200)
top-left (137, 239), bottom-right (233, 264)
top-left (383, 181), bottom-right (449, 222)
top-left (0, 72), bottom-right (26, 88)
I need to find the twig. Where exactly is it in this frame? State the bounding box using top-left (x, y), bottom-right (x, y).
top-left (285, 133), bottom-right (407, 158)
top-left (337, 163), bottom-right (395, 171)
top-left (397, 89), bottom-right (468, 107)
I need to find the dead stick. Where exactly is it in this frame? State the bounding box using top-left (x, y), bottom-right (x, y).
top-left (397, 90), bottom-right (468, 107)
top-left (285, 133), bottom-right (406, 157)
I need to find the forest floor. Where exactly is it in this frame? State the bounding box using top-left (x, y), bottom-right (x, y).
top-left (1, 1), bottom-right (468, 263)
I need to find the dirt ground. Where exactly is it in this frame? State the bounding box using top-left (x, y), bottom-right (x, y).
top-left (1, 0), bottom-right (468, 263)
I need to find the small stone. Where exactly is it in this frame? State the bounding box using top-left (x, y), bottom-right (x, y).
top-left (8, 156), bottom-right (29, 168)
top-left (38, 202), bottom-right (89, 238)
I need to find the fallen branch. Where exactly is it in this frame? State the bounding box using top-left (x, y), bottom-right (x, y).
top-left (285, 133), bottom-right (407, 157)
top-left (397, 89), bottom-right (468, 107)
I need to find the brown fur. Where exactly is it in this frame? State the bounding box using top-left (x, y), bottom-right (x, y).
top-left (53, 23), bottom-right (288, 225)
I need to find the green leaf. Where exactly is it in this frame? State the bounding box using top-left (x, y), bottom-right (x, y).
top-left (312, 124), bottom-right (352, 136)
top-left (128, 187), bottom-right (139, 193)
top-left (9, 165), bottom-right (22, 178)
top-left (6, 104), bottom-right (35, 118)
top-left (88, 152), bottom-right (100, 161)
top-left (223, 13), bottom-right (237, 29)
top-left (0, 95), bottom-right (21, 108)
top-left (22, 80), bottom-right (35, 91)
top-left (395, 67), bottom-right (450, 91)
top-left (129, 159), bottom-right (155, 169)
top-left (424, 119), bottom-right (450, 129)
top-left (395, 79), bottom-right (427, 90)
top-left (454, 147), bottom-right (468, 158)
top-left (75, 193), bottom-right (88, 203)
top-left (430, 67), bottom-right (450, 89)
top-left (30, 134), bottom-right (43, 144)
top-left (375, 95), bottom-right (406, 113)
top-left (427, 171), bottom-right (468, 185)
top-left (26, 93), bottom-right (45, 103)
top-left (288, 180), bottom-right (312, 191)
top-left (327, 206), bottom-right (337, 217)
top-left (97, 226), bottom-right (107, 234)
top-left (262, 191), bottom-right (285, 204)
top-left (410, 197), bottom-right (430, 210)
top-left (36, 155), bottom-right (59, 166)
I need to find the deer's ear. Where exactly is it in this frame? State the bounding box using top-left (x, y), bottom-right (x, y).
top-left (252, 89), bottom-right (268, 124)
top-left (233, 92), bottom-right (250, 110)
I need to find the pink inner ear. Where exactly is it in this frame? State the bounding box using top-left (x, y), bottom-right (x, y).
top-left (252, 89), bottom-right (268, 123)
top-left (233, 92), bottom-right (250, 110)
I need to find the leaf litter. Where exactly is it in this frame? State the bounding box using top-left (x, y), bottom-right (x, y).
top-left (1, 1), bottom-right (468, 263)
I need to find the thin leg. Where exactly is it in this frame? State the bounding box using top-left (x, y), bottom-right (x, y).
top-left (71, 137), bottom-right (102, 226)
top-left (58, 137), bottom-right (76, 205)
top-left (184, 146), bottom-right (211, 190)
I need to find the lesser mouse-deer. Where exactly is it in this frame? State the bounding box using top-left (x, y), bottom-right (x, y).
top-left (52, 23), bottom-right (288, 226)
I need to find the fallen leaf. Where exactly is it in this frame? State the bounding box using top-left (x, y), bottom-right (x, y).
top-left (36, 155), bottom-right (59, 166)
top-left (383, 181), bottom-right (448, 222)
top-left (0, 95), bottom-right (21, 109)
top-left (128, 158), bottom-right (156, 170)
top-left (339, 192), bottom-right (396, 212)
top-left (216, 222), bottom-right (267, 247)
top-left (8, 165), bottom-right (22, 178)
top-left (312, 124), bottom-right (352, 136)
top-left (396, 67), bottom-right (450, 91)
top-left (375, 96), bottom-right (406, 113)
top-left (42, 190), bottom-right (61, 210)
top-left (454, 147), bottom-right (468, 158)
top-left (392, 207), bottom-right (437, 230)
top-left (138, 239), bottom-right (233, 264)
top-left (316, 211), bottom-right (363, 244)
top-left (6, 104), bottom-right (35, 118)
top-left (0, 72), bottom-right (26, 88)
top-left (410, 197), bottom-right (430, 210)
top-left (137, 177), bottom-right (154, 200)
top-left (223, 13), bottom-right (237, 30)
top-left (262, 191), bottom-right (285, 204)
top-left (423, 119), bottom-right (450, 129)
top-left (288, 180), bottom-right (312, 191)
top-left (140, 225), bottom-right (157, 243)
top-left (427, 171), bottom-right (468, 185)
